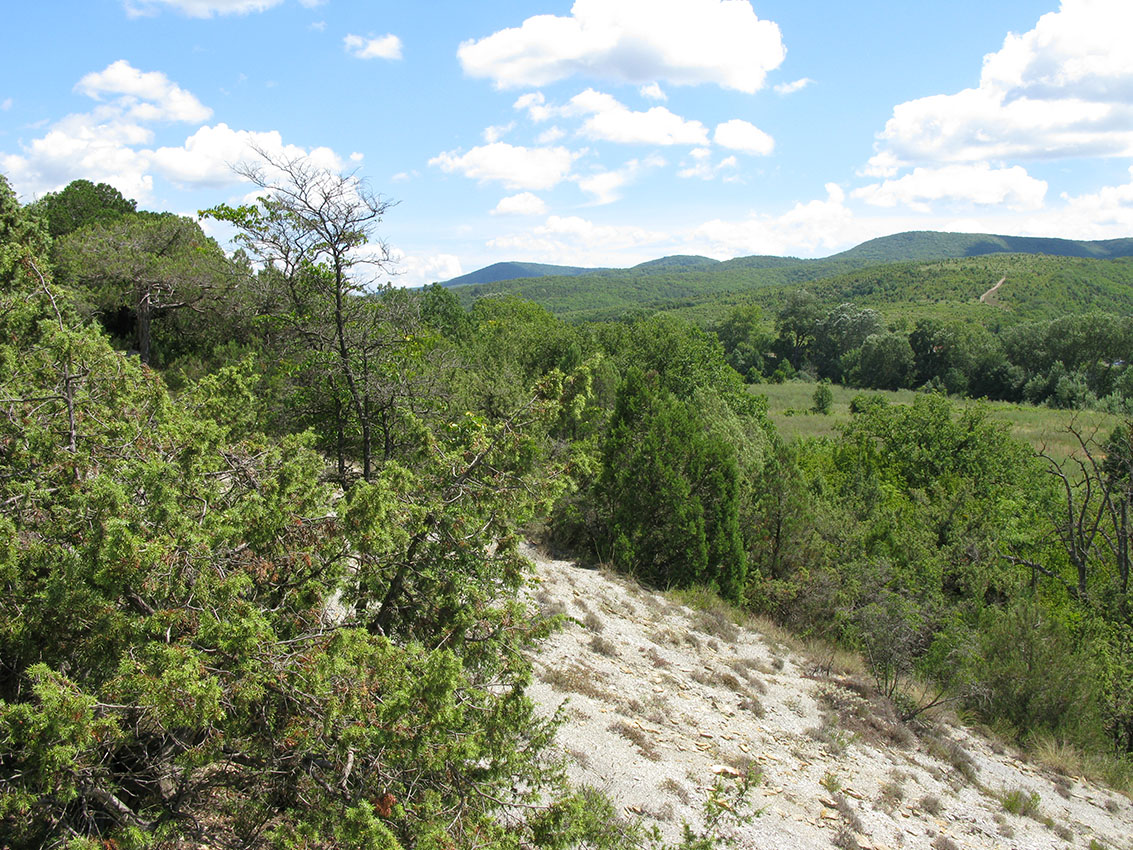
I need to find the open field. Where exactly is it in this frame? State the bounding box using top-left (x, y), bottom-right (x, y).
top-left (755, 381), bottom-right (1123, 461)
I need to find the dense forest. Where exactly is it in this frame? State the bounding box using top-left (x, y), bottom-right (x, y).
top-left (3, 162), bottom-right (1133, 849)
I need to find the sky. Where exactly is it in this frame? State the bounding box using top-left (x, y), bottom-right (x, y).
top-left (3, 0), bottom-right (1133, 286)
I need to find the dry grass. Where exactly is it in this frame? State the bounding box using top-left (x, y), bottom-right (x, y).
top-left (541, 663), bottom-right (615, 702)
top-left (876, 779), bottom-right (905, 813)
top-left (588, 634), bottom-right (619, 657)
top-left (609, 719), bottom-right (660, 761)
top-left (659, 777), bottom-right (692, 805)
top-left (919, 793), bottom-right (943, 816)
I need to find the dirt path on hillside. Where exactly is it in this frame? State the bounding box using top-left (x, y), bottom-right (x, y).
top-left (980, 277), bottom-right (1007, 304)
top-left (523, 545), bottom-right (1133, 850)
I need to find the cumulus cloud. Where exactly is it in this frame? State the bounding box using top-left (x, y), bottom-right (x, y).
top-left (515, 89), bottom-right (709, 146)
top-left (458, 0), bottom-right (786, 93)
top-left (566, 89), bottom-right (709, 146)
top-left (390, 250), bottom-right (463, 288)
top-left (487, 214), bottom-right (669, 266)
top-left (343, 34), bottom-right (403, 61)
top-left (873, 0), bottom-right (1133, 166)
top-left (76, 60), bottom-right (212, 123)
top-left (124, 0), bottom-right (285, 17)
top-left (694, 183), bottom-right (863, 257)
top-left (640, 83), bottom-right (667, 101)
top-left (149, 123), bottom-right (343, 186)
top-left (2, 61), bottom-right (345, 201)
top-left (514, 92), bottom-right (553, 122)
top-left (713, 119), bottom-right (774, 155)
top-left (429, 142), bottom-right (579, 190)
top-left (677, 147), bottom-right (737, 180)
top-left (492, 192), bottom-right (549, 216)
top-left (774, 77), bottom-right (813, 96)
top-left (853, 163), bottom-right (1048, 212)
top-left (575, 154), bottom-right (664, 204)
top-left (482, 122), bottom-right (515, 143)
top-left (1, 112), bottom-right (156, 201)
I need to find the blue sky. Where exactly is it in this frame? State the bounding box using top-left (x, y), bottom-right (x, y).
top-left (3, 0), bottom-right (1132, 285)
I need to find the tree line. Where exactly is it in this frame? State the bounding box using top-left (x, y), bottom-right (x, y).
top-left (711, 290), bottom-right (1133, 412)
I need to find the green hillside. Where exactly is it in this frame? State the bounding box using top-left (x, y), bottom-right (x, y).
top-left (449, 231), bottom-right (1133, 322)
top-left (442, 260), bottom-right (604, 287)
top-left (832, 230), bottom-right (1133, 263)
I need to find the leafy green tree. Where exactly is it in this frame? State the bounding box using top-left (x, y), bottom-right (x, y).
top-left (31, 178), bottom-right (136, 238)
top-left (855, 332), bottom-right (915, 390)
top-left (812, 380), bottom-right (833, 414)
top-left (599, 369), bottom-right (747, 600)
top-left (810, 303), bottom-right (883, 381)
top-left (55, 212), bottom-right (232, 365)
top-left (774, 289), bottom-right (822, 369)
top-left (710, 303), bottom-right (773, 380)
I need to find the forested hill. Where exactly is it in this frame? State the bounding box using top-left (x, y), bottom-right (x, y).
top-left (451, 251), bottom-right (1133, 324)
top-left (442, 260), bottom-right (605, 286)
top-left (831, 230), bottom-right (1133, 263)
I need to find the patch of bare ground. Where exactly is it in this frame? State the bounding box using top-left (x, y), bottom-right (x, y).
top-left (522, 544), bottom-right (1133, 850)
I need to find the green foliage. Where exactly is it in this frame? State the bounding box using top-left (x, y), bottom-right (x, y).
top-left (599, 370), bottom-right (747, 600)
top-left (812, 381), bottom-right (833, 415)
top-left (30, 178), bottom-right (136, 239)
top-left (0, 179), bottom-right (610, 850)
top-left (55, 212), bottom-right (233, 365)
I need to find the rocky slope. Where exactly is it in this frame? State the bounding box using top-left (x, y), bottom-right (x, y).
top-left (523, 546), bottom-right (1133, 850)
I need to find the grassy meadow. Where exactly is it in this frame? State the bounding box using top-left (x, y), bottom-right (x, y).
top-left (755, 380), bottom-right (1123, 462)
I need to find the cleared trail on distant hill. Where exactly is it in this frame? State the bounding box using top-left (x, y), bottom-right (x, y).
top-left (980, 276), bottom-right (1007, 303)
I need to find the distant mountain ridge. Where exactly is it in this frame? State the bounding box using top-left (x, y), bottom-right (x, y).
top-left (829, 230), bottom-right (1133, 263)
top-left (442, 261), bottom-right (607, 287)
top-left (443, 230), bottom-right (1133, 289)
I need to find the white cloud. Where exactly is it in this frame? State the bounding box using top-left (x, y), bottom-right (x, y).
top-left (343, 34), bottom-right (403, 61)
top-left (713, 119), bottom-right (774, 155)
top-left (565, 89), bottom-right (709, 146)
top-left (483, 122), bottom-right (515, 143)
top-left (309, 20), bottom-right (326, 31)
top-left (677, 147), bottom-right (737, 180)
top-left (537, 126), bottom-right (566, 144)
top-left (514, 92), bottom-right (549, 121)
top-left (76, 60), bottom-right (212, 123)
top-left (458, 0), bottom-right (786, 93)
top-left (774, 77), bottom-right (813, 96)
top-left (853, 163), bottom-right (1048, 212)
top-left (1, 115), bottom-right (156, 201)
top-left (390, 250), bottom-right (462, 288)
top-left (1, 98), bottom-right (12, 111)
top-left (694, 183), bottom-right (862, 257)
top-left (148, 123), bottom-right (343, 187)
top-left (429, 142), bottom-right (579, 190)
top-left (575, 155), bottom-right (663, 204)
top-left (124, 0), bottom-right (285, 17)
top-left (640, 83), bottom-right (667, 101)
top-left (2, 62), bottom-right (346, 202)
top-left (487, 214), bottom-right (668, 266)
top-left (1056, 165), bottom-right (1133, 235)
top-left (492, 192), bottom-right (548, 216)
top-left (873, 0), bottom-right (1133, 166)
top-left (349, 151), bottom-right (364, 162)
